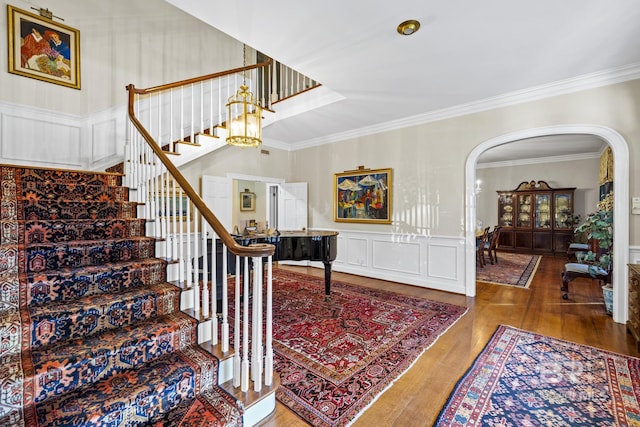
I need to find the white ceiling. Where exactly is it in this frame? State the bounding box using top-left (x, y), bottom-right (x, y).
top-left (168, 0), bottom-right (639, 159)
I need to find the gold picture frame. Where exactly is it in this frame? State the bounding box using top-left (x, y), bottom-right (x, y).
top-left (240, 191), bottom-right (255, 211)
top-left (334, 167), bottom-right (392, 224)
top-left (7, 5), bottom-right (81, 89)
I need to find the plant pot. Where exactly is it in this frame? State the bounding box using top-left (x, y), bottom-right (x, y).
top-left (602, 284), bottom-right (613, 315)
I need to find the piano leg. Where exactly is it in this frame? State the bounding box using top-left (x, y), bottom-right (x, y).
top-left (323, 261), bottom-right (332, 301)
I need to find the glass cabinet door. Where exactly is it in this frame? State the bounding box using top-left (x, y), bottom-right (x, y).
top-left (517, 194), bottom-right (531, 228)
top-left (535, 193), bottom-right (551, 229)
top-left (498, 193), bottom-right (513, 227)
top-left (554, 193), bottom-right (573, 230)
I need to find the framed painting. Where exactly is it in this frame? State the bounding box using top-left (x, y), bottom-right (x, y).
top-left (157, 194), bottom-right (190, 222)
top-left (7, 5), bottom-right (81, 89)
top-left (240, 191), bottom-right (255, 211)
top-left (334, 167), bottom-right (392, 224)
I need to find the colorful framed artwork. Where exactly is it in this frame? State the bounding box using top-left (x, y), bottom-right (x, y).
top-left (240, 191), bottom-right (255, 211)
top-left (157, 194), bottom-right (190, 221)
top-left (334, 167), bottom-right (392, 224)
top-left (7, 5), bottom-right (81, 89)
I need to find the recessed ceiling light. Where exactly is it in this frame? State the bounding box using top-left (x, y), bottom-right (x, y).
top-left (397, 19), bottom-right (421, 36)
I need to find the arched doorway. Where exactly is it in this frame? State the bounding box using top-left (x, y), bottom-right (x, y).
top-left (464, 125), bottom-right (630, 324)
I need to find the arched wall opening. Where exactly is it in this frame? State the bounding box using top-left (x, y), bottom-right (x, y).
top-left (465, 125), bottom-right (630, 324)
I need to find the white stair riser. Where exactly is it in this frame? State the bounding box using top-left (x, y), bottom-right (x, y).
top-left (197, 319), bottom-right (212, 344)
top-left (218, 357), bottom-right (234, 384)
top-left (243, 394), bottom-right (276, 427)
top-left (180, 288), bottom-right (193, 311)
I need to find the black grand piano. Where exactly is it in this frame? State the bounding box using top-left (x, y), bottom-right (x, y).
top-left (199, 230), bottom-right (338, 299)
top-left (235, 230), bottom-right (339, 298)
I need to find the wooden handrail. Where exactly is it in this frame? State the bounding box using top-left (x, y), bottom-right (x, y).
top-left (126, 84), bottom-right (274, 258)
top-left (129, 59), bottom-right (272, 95)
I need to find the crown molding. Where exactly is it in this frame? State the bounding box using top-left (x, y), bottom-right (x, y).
top-left (291, 62), bottom-right (640, 151)
top-left (476, 151), bottom-right (601, 169)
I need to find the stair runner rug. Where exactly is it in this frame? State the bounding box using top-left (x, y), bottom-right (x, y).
top-left (435, 325), bottom-right (640, 426)
top-left (476, 253), bottom-right (541, 288)
top-left (0, 166), bottom-right (241, 426)
top-left (263, 269), bottom-right (467, 427)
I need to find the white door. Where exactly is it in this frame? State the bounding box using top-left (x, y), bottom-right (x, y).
top-left (278, 182), bottom-right (308, 231)
top-left (201, 175), bottom-right (232, 233)
top-left (266, 184), bottom-right (279, 230)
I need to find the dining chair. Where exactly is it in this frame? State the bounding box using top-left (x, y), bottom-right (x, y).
top-left (484, 225), bottom-right (502, 264)
top-left (477, 226), bottom-right (490, 268)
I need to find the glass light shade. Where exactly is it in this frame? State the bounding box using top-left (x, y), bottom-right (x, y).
top-left (226, 85), bottom-right (262, 147)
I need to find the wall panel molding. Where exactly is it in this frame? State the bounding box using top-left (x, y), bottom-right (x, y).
top-left (330, 230), bottom-right (465, 294)
top-left (0, 101), bottom-right (123, 171)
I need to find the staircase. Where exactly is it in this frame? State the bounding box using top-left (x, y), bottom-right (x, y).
top-left (0, 56), bottom-right (319, 426)
top-left (0, 166), bottom-right (242, 426)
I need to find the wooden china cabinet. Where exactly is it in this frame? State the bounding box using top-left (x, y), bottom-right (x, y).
top-left (497, 180), bottom-right (575, 254)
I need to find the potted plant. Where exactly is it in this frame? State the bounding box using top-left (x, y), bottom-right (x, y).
top-left (574, 193), bottom-right (613, 312)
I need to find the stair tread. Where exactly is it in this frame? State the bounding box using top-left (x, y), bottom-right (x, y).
top-left (34, 348), bottom-right (236, 427)
top-left (30, 281), bottom-right (180, 316)
top-left (26, 257), bottom-right (167, 278)
top-left (220, 374), bottom-right (280, 411)
top-left (21, 182), bottom-right (130, 202)
top-left (26, 235), bottom-right (156, 248)
top-left (20, 199), bottom-right (136, 206)
top-left (23, 218), bottom-right (144, 222)
top-left (25, 237), bottom-right (157, 272)
top-left (15, 167), bottom-right (123, 186)
top-left (146, 388), bottom-right (242, 427)
top-left (28, 282), bottom-right (181, 349)
top-left (25, 257), bottom-right (166, 278)
top-left (24, 312), bottom-right (197, 404)
top-left (19, 199), bottom-right (138, 221)
top-left (25, 257), bottom-right (168, 305)
top-left (23, 218), bottom-right (148, 243)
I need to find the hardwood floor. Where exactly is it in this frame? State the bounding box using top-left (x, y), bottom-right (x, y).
top-left (257, 255), bottom-right (638, 426)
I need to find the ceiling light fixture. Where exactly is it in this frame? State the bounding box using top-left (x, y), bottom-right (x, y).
top-left (226, 44), bottom-right (262, 147)
top-left (397, 19), bottom-right (421, 36)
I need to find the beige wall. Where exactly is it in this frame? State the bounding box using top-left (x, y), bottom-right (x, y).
top-left (0, 0), bottom-right (242, 114)
top-left (180, 145), bottom-right (293, 189)
top-left (291, 79), bottom-right (640, 246)
top-left (476, 157), bottom-right (601, 229)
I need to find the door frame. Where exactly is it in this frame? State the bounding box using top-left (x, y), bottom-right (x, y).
top-left (464, 124), bottom-right (630, 324)
top-left (227, 173), bottom-right (285, 230)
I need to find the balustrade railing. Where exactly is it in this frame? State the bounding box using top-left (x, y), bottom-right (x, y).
top-left (125, 62), bottom-right (277, 393)
top-left (269, 59), bottom-right (320, 103)
top-left (124, 56), bottom-right (319, 392)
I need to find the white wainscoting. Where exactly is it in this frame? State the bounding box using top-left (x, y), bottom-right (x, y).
top-left (319, 230), bottom-right (466, 295)
top-left (0, 101), bottom-right (124, 171)
top-left (631, 246), bottom-right (640, 265)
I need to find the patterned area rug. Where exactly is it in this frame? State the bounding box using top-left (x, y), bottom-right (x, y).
top-left (268, 270), bottom-right (467, 427)
top-left (1, 166), bottom-right (241, 426)
top-left (476, 252), bottom-right (541, 288)
top-left (435, 325), bottom-right (640, 426)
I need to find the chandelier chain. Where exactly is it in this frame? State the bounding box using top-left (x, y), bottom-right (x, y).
top-left (243, 43), bottom-right (247, 85)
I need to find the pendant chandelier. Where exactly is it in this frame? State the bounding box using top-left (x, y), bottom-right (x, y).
top-left (226, 44), bottom-right (262, 147)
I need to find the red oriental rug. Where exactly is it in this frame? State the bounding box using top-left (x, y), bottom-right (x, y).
top-left (476, 253), bottom-right (541, 288)
top-left (435, 325), bottom-right (640, 426)
top-left (268, 269), bottom-right (467, 427)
